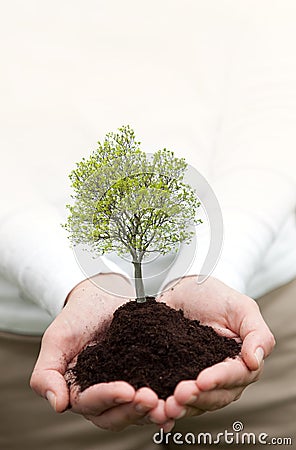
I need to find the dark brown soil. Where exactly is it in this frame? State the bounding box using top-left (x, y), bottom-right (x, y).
top-left (70, 298), bottom-right (241, 400)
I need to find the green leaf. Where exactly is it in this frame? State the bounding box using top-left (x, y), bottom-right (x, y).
top-left (63, 125), bottom-right (202, 261)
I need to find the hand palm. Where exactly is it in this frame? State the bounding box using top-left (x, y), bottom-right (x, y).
top-left (159, 276), bottom-right (275, 419)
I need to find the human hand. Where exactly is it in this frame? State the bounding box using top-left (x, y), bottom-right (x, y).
top-left (30, 273), bottom-right (174, 432)
top-left (159, 276), bottom-right (275, 420)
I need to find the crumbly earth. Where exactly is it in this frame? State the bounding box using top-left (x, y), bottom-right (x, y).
top-left (70, 298), bottom-right (241, 400)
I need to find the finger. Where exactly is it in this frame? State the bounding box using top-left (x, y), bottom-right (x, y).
top-left (71, 381), bottom-right (135, 415)
top-left (196, 357), bottom-right (262, 391)
top-left (158, 420), bottom-right (176, 433)
top-left (30, 368), bottom-right (69, 413)
top-left (184, 387), bottom-right (244, 412)
top-left (135, 395), bottom-right (174, 428)
top-left (172, 380), bottom-right (200, 405)
top-left (241, 326), bottom-right (275, 371)
top-left (228, 297), bottom-right (275, 371)
top-left (133, 387), bottom-right (159, 413)
top-left (165, 395), bottom-right (204, 420)
top-left (84, 388), bottom-right (158, 432)
top-left (149, 399), bottom-right (171, 424)
top-left (30, 328), bottom-right (70, 412)
top-left (135, 416), bottom-right (176, 432)
top-left (135, 415), bottom-right (154, 425)
top-left (167, 382), bottom-right (246, 418)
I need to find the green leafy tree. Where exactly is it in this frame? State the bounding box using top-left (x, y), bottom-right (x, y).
top-left (64, 126), bottom-right (201, 302)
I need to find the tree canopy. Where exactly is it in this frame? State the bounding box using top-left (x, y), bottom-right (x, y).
top-left (64, 126), bottom-right (201, 301)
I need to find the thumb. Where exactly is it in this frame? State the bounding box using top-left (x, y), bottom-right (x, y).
top-left (239, 312), bottom-right (276, 371)
top-left (30, 368), bottom-right (69, 413)
top-left (30, 329), bottom-right (70, 413)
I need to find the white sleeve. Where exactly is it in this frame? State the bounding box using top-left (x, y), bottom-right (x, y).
top-left (193, 3), bottom-right (296, 292)
top-left (0, 203), bottom-right (85, 317)
top-left (0, 141), bottom-right (87, 316)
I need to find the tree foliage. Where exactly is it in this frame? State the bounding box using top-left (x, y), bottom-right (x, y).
top-left (64, 126), bottom-right (201, 300)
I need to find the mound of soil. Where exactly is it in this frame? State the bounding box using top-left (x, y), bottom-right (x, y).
top-left (70, 298), bottom-right (241, 400)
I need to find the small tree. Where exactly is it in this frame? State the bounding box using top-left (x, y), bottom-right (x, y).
top-left (64, 126), bottom-right (201, 302)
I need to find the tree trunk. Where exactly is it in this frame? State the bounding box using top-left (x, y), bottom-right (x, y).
top-left (133, 260), bottom-right (146, 303)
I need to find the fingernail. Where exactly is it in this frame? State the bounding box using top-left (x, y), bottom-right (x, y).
top-left (161, 421), bottom-right (175, 433)
top-left (114, 397), bottom-right (128, 404)
top-left (46, 391), bottom-right (57, 411)
top-left (135, 403), bottom-right (150, 414)
top-left (187, 395), bottom-right (197, 405)
top-left (176, 408), bottom-right (186, 419)
top-left (255, 347), bottom-right (264, 366)
top-left (148, 416), bottom-right (158, 424)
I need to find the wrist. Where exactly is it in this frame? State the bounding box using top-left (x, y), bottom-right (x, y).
top-left (64, 273), bottom-right (135, 306)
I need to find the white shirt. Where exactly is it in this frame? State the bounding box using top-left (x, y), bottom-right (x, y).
top-left (1, 0), bottom-right (296, 334)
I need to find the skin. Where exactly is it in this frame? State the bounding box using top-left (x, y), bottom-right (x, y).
top-left (160, 276), bottom-right (275, 420)
top-left (30, 273), bottom-right (173, 432)
top-left (30, 274), bottom-right (275, 433)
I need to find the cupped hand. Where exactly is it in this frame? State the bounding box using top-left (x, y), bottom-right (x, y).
top-left (30, 273), bottom-right (174, 432)
top-left (159, 276), bottom-right (275, 420)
